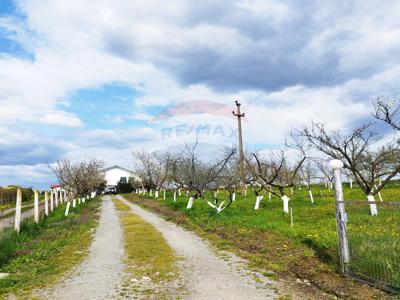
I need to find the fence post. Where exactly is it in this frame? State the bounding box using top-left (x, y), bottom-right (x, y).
top-left (34, 189), bottom-right (39, 223)
top-left (328, 159), bottom-right (350, 274)
top-left (14, 188), bottom-right (22, 233)
top-left (44, 190), bottom-right (49, 216)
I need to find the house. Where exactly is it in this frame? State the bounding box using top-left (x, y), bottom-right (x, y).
top-left (50, 184), bottom-right (62, 192)
top-left (102, 165), bottom-right (137, 187)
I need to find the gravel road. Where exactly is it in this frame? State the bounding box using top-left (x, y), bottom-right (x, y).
top-left (117, 195), bottom-right (276, 300)
top-left (0, 202), bottom-right (45, 230)
top-left (36, 196), bottom-right (124, 299)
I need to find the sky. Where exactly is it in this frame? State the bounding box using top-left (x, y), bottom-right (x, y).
top-left (0, 0), bottom-right (399, 189)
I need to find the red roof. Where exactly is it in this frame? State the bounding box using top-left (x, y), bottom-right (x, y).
top-left (50, 184), bottom-right (61, 189)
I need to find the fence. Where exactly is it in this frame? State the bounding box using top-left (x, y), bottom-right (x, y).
top-left (330, 160), bottom-right (400, 294)
top-left (344, 201), bottom-right (400, 293)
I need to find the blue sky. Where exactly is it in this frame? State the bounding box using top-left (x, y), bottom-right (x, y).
top-left (0, 0), bottom-right (399, 189)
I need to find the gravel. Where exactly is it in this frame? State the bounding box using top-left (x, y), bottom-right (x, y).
top-left (35, 196), bottom-right (124, 299)
top-left (117, 195), bottom-right (276, 300)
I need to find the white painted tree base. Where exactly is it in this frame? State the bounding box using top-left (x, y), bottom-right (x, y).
top-left (187, 197), bottom-right (194, 209)
top-left (254, 195), bottom-right (264, 210)
top-left (281, 195), bottom-right (290, 213)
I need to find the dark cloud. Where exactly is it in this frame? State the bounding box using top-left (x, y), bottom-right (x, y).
top-left (102, 1), bottom-right (398, 93)
top-left (0, 142), bottom-right (66, 165)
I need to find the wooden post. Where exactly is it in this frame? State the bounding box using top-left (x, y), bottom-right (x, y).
top-left (14, 188), bottom-right (22, 233)
top-left (44, 190), bottom-right (49, 216)
top-left (328, 159), bottom-right (350, 274)
top-left (34, 189), bottom-right (39, 223)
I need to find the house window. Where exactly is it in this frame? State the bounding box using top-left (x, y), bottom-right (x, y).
top-left (120, 177), bottom-right (127, 184)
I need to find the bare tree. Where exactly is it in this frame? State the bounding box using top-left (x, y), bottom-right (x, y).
top-left (373, 96), bottom-right (400, 131)
top-left (300, 160), bottom-right (318, 203)
top-left (171, 143), bottom-right (236, 213)
top-left (245, 150), bottom-right (305, 213)
top-left (51, 158), bottom-right (105, 200)
top-left (296, 122), bottom-right (400, 215)
top-left (133, 150), bottom-right (173, 195)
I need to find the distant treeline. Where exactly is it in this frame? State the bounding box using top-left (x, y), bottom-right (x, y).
top-left (0, 187), bottom-right (34, 204)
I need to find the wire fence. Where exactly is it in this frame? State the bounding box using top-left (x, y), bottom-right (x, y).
top-left (342, 201), bottom-right (400, 293)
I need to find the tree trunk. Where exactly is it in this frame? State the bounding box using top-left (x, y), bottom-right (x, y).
top-left (367, 195), bottom-right (378, 216)
top-left (254, 195), bottom-right (264, 210)
top-left (281, 195), bottom-right (290, 213)
top-left (186, 197), bottom-right (194, 209)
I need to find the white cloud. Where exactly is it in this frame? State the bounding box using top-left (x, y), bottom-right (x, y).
top-left (0, 0), bottom-right (399, 188)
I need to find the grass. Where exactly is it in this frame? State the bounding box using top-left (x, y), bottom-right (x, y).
top-left (123, 181), bottom-right (400, 299)
top-left (113, 199), bottom-right (177, 283)
top-left (113, 198), bottom-right (180, 298)
top-left (0, 197), bottom-right (101, 298)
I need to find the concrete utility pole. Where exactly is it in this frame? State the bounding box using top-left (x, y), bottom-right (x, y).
top-left (232, 100), bottom-right (245, 183)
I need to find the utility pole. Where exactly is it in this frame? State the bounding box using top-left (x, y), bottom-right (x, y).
top-left (232, 100), bottom-right (245, 184)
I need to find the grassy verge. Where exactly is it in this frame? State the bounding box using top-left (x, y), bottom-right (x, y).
top-left (0, 197), bottom-right (101, 298)
top-left (113, 198), bottom-right (181, 298)
top-left (122, 192), bottom-right (396, 300)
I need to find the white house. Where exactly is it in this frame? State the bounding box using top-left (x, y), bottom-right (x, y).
top-left (102, 165), bottom-right (137, 187)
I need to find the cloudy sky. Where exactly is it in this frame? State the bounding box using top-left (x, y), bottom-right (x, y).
top-left (0, 0), bottom-right (399, 188)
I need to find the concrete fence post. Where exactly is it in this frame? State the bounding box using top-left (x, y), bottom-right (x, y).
top-left (14, 188), bottom-right (22, 233)
top-left (34, 189), bottom-right (39, 223)
top-left (44, 190), bottom-right (49, 216)
top-left (328, 159), bottom-right (350, 274)
top-left (55, 190), bottom-right (59, 207)
top-left (50, 191), bottom-right (54, 212)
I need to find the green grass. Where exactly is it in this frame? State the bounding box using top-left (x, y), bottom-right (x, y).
top-left (130, 180), bottom-right (400, 296)
top-left (0, 197), bottom-right (101, 298)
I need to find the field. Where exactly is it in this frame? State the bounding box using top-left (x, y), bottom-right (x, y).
top-left (130, 181), bottom-right (400, 297)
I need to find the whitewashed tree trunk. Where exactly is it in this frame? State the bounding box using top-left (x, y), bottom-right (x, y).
top-left (44, 190), bottom-right (49, 216)
top-left (187, 197), bottom-right (194, 209)
top-left (65, 202), bottom-right (71, 216)
top-left (329, 182), bottom-right (333, 190)
top-left (268, 192), bottom-right (272, 200)
top-left (281, 195), bottom-right (290, 213)
top-left (232, 192), bottom-right (236, 201)
top-left (34, 189), bottom-right (39, 224)
top-left (155, 190), bottom-right (159, 198)
top-left (60, 190), bottom-right (63, 204)
top-left (367, 195), bottom-right (378, 216)
top-left (244, 188), bottom-right (247, 197)
top-left (73, 198), bottom-right (76, 208)
top-left (91, 191), bottom-right (96, 198)
top-left (14, 188), bottom-right (22, 233)
top-left (308, 190), bottom-right (314, 203)
top-left (290, 187), bottom-right (293, 194)
top-left (178, 188), bottom-right (181, 196)
top-left (150, 190), bottom-right (153, 197)
top-left (163, 190), bottom-right (166, 200)
top-left (254, 195), bottom-right (264, 210)
top-left (82, 196), bottom-right (86, 203)
top-left (349, 179), bottom-right (353, 189)
top-left (173, 192), bottom-right (177, 202)
top-left (78, 197), bottom-right (81, 205)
